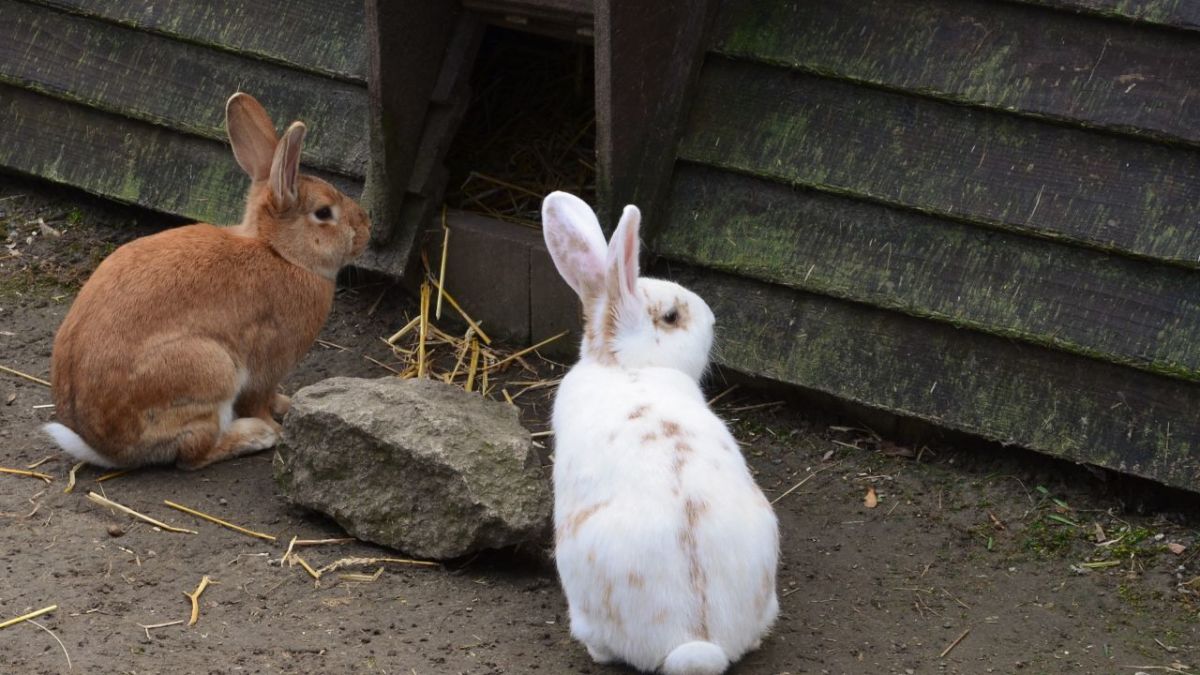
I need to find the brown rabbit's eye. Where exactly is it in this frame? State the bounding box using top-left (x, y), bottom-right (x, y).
top-left (314, 206), bottom-right (333, 220)
top-left (663, 308), bottom-right (679, 325)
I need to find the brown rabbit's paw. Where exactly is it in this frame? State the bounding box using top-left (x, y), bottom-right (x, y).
top-left (181, 418), bottom-right (279, 469)
top-left (270, 393), bottom-right (291, 418)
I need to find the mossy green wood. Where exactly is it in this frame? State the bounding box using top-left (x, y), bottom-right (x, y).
top-left (671, 265), bottom-right (1200, 490)
top-left (28, 0), bottom-right (367, 82)
top-left (679, 57), bottom-right (1200, 267)
top-left (0, 85), bottom-right (360, 226)
top-left (1007, 0), bottom-right (1200, 31)
top-left (659, 165), bottom-right (1200, 382)
top-left (0, 0), bottom-right (367, 179)
top-left (714, 0), bottom-right (1200, 146)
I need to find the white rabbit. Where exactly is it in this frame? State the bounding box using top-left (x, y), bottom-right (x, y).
top-left (542, 191), bottom-right (779, 675)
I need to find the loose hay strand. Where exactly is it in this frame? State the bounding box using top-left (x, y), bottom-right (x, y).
top-left (465, 338), bottom-right (481, 392)
top-left (0, 466), bottom-right (53, 482)
top-left (425, 277), bottom-right (492, 345)
top-left (183, 576), bottom-right (215, 626)
top-left (0, 363), bottom-right (51, 387)
top-left (435, 208), bottom-right (450, 320)
top-left (293, 554), bottom-right (321, 581)
top-left (417, 281), bottom-right (431, 378)
top-left (87, 492), bottom-right (197, 534)
top-left (95, 469), bottom-right (132, 483)
top-left (163, 500), bottom-right (276, 541)
top-left (486, 331), bottom-right (568, 371)
top-left (27, 618), bottom-right (71, 670)
top-left (386, 316), bottom-right (421, 345)
top-left (0, 604), bottom-right (57, 630)
top-left (63, 462), bottom-right (84, 493)
top-left (315, 556), bottom-right (439, 575)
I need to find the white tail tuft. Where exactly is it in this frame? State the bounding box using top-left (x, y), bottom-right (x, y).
top-left (661, 641), bottom-right (729, 675)
top-left (43, 423), bottom-right (118, 468)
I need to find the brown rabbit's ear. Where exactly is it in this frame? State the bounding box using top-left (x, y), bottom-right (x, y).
top-left (226, 93), bottom-right (278, 182)
top-left (270, 121), bottom-right (306, 209)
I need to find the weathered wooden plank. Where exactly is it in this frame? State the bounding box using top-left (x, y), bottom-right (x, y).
top-left (363, 0), bottom-right (459, 261)
top-left (680, 57), bottom-right (1200, 267)
top-left (595, 0), bottom-right (718, 226)
top-left (659, 164), bottom-right (1200, 381)
top-left (0, 0), bottom-right (367, 179)
top-left (26, 0), bottom-right (367, 82)
top-left (0, 85), bottom-right (359, 227)
top-left (1006, 0), bottom-right (1200, 31)
top-left (668, 264), bottom-right (1200, 490)
top-left (464, 0), bottom-right (594, 42)
top-left (714, 0), bottom-right (1200, 146)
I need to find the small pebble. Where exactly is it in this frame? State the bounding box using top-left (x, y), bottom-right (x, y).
top-left (106, 524), bottom-right (124, 537)
top-left (219, 497), bottom-right (228, 506)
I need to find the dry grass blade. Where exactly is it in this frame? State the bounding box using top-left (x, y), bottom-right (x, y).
top-left (163, 500), bottom-right (276, 541)
top-left (417, 281), bottom-right (431, 378)
top-left (293, 554), bottom-right (321, 581)
top-left (139, 619), bottom-right (184, 640)
top-left (465, 338), bottom-right (481, 392)
top-left (315, 556), bottom-right (439, 575)
top-left (436, 209), bottom-right (450, 319)
top-left (87, 492), bottom-right (197, 534)
top-left (293, 537), bottom-right (356, 546)
top-left (63, 461), bottom-right (84, 493)
top-left (939, 627), bottom-right (970, 658)
top-left (95, 469), bottom-right (132, 482)
top-left (386, 316), bottom-right (421, 345)
top-left (0, 604), bottom-right (57, 630)
top-left (771, 461), bottom-right (845, 505)
top-left (183, 576), bottom-right (215, 626)
top-left (27, 619), bottom-right (71, 670)
top-left (25, 456), bottom-right (54, 470)
top-left (486, 331), bottom-right (568, 371)
top-left (706, 385), bottom-right (739, 406)
top-left (425, 277), bottom-right (492, 345)
top-left (0, 466), bottom-right (53, 482)
top-left (0, 363), bottom-right (51, 387)
top-left (340, 567), bottom-right (385, 583)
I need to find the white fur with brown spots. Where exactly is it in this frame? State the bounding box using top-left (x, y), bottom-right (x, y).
top-left (542, 192), bottom-right (779, 675)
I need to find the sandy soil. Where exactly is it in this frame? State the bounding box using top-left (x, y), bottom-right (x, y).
top-left (1, 173), bottom-right (1198, 675)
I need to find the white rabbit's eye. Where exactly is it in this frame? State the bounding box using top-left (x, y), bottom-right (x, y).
top-left (314, 206), bottom-right (333, 220)
top-left (663, 308), bottom-right (679, 325)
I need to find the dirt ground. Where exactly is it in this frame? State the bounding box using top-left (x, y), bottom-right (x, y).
top-left (1, 173), bottom-right (1198, 675)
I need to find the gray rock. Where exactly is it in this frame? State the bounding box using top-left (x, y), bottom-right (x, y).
top-left (274, 377), bottom-right (551, 559)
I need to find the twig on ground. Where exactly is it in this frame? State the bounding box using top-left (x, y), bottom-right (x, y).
top-left (0, 605), bottom-right (57, 630)
top-left (0, 364), bottom-right (51, 387)
top-left (163, 500), bottom-right (275, 541)
top-left (0, 467), bottom-right (53, 482)
top-left (771, 461), bottom-right (845, 505)
top-left (86, 492), bottom-right (196, 534)
top-left (139, 619), bottom-right (184, 640)
top-left (183, 576), bottom-right (215, 626)
top-left (939, 628), bottom-right (970, 658)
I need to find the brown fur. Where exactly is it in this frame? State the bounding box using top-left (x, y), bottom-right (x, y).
top-left (556, 499), bottom-right (611, 544)
top-left (681, 496), bottom-right (711, 640)
top-left (49, 93), bottom-right (370, 469)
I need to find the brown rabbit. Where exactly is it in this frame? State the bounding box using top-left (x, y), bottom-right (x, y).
top-left (45, 93), bottom-right (370, 469)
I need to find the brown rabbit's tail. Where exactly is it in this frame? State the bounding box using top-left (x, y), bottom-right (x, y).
top-left (43, 422), bottom-right (118, 468)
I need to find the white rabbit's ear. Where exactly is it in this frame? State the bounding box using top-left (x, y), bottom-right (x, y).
top-left (605, 204), bottom-right (641, 305)
top-left (226, 93), bottom-right (278, 182)
top-left (270, 121), bottom-right (306, 209)
top-left (542, 191), bottom-right (609, 301)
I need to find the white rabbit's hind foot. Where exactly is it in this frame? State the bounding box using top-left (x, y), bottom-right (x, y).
top-left (586, 641), bottom-right (617, 665)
